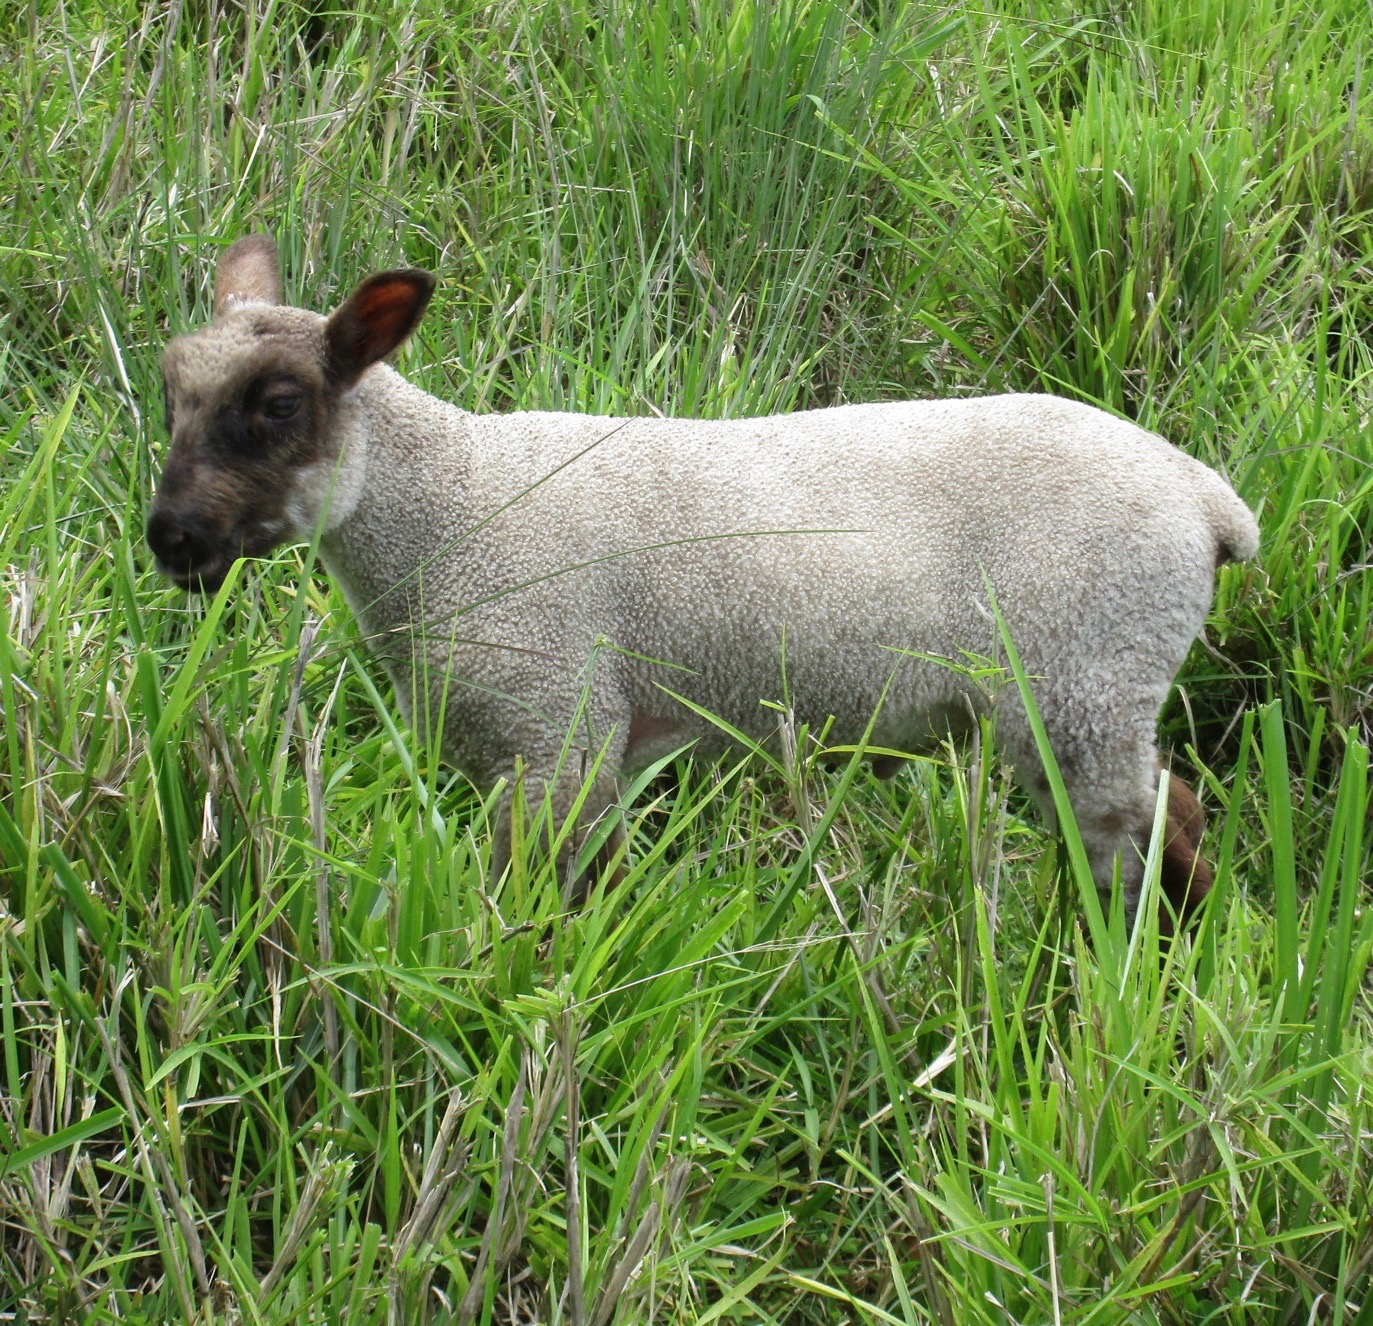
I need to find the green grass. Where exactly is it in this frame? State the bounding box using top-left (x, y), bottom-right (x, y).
top-left (2, 0), bottom-right (1371, 1321)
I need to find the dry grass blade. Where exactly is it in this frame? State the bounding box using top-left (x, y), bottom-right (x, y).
top-left (456, 1056), bottom-right (529, 1325)
top-left (560, 1011), bottom-right (585, 1326)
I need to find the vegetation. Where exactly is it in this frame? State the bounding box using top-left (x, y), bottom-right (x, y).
top-left (2, 0), bottom-right (1370, 1320)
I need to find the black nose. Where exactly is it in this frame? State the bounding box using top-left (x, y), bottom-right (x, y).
top-left (147, 506), bottom-right (215, 574)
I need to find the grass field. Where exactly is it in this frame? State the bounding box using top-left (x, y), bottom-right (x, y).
top-left (2, 0), bottom-right (1372, 1321)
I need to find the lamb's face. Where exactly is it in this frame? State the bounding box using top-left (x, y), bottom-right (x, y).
top-left (147, 308), bottom-right (337, 593)
top-left (146, 234), bottom-right (435, 594)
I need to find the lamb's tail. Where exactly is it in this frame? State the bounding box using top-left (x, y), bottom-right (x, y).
top-left (1199, 471), bottom-right (1260, 566)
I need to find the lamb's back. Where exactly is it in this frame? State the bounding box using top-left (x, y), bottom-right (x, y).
top-left (466, 393), bottom-right (1233, 611)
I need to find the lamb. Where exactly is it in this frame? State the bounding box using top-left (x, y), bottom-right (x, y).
top-left (146, 234), bottom-right (1260, 924)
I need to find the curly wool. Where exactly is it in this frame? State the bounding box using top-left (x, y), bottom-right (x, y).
top-left (300, 369), bottom-right (1257, 894)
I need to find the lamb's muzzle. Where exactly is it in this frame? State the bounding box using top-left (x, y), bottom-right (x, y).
top-left (147, 233), bottom-right (1261, 928)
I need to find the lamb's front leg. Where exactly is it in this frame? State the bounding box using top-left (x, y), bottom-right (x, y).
top-left (487, 738), bottom-right (630, 905)
top-left (413, 639), bottom-right (632, 900)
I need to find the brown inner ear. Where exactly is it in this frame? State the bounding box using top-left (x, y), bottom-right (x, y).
top-left (326, 270), bottom-right (436, 386)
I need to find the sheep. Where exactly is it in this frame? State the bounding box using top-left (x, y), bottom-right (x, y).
top-left (146, 234), bottom-right (1260, 924)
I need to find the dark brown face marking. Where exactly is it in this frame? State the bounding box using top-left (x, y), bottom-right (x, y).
top-left (147, 246), bottom-right (437, 596)
top-left (148, 323), bottom-right (335, 593)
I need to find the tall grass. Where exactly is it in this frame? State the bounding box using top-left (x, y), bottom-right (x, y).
top-left (1, 0), bottom-right (1370, 1322)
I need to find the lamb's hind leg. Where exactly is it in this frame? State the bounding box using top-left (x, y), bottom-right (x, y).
top-left (1044, 754), bottom-right (1213, 930)
top-left (1057, 737), bottom-right (1159, 923)
top-left (1157, 771), bottom-right (1213, 933)
top-left (1000, 696), bottom-right (1213, 929)
top-left (1072, 752), bottom-right (1214, 931)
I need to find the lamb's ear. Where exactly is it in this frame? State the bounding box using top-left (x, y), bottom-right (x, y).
top-left (214, 234), bottom-right (282, 317)
top-left (325, 270), bottom-right (436, 387)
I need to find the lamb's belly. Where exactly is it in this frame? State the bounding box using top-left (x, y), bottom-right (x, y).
top-left (618, 616), bottom-right (987, 772)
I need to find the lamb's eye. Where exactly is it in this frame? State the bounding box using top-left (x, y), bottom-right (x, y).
top-left (262, 392), bottom-right (302, 422)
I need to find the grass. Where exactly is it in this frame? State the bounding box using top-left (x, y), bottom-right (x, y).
top-left (1, 0), bottom-right (1371, 1321)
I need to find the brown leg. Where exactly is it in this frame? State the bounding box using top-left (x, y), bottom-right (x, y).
top-left (562, 814), bottom-right (628, 907)
top-left (1158, 774), bottom-right (1213, 934)
top-left (489, 764), bottom-right (627, 907)
top-left (870, 754), bottom-right (907, 780)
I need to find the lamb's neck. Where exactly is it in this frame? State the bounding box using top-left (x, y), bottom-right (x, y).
top-left (318, 368), bottom-right (474, 639)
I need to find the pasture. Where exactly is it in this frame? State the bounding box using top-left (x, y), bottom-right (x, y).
top-left (1, 0), bottom-right (1371, 1321)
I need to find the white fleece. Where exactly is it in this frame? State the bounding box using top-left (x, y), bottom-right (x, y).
top-left (298, 365), bottom-right (1257, 894)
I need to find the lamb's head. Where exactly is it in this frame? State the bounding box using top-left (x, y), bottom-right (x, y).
top-left (147, 234), bottom-right (435, 592)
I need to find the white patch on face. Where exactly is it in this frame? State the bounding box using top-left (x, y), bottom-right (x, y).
top-left (284, 413), bottom-right (370, 538)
